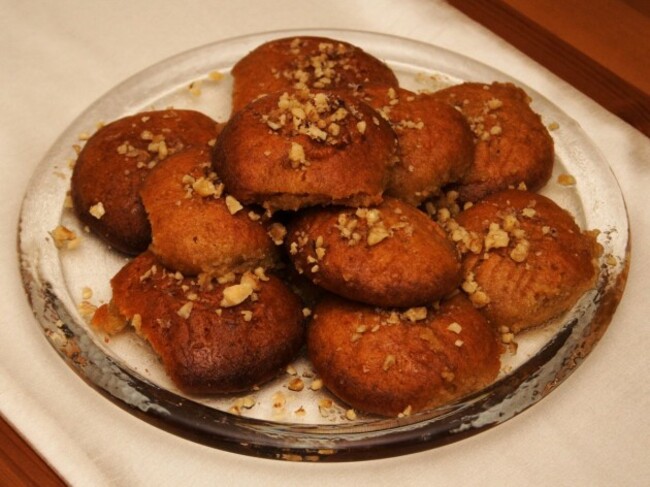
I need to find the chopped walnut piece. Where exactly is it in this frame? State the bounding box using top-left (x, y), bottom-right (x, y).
top-left (446, 322), bottom-right (462, 334)
top-left (382, 354), bottom-right (396, 371)
top-left (81, 287), bottom-right (93, 300)
top-left (188, 80), bottom-right (202, 96)
top-left (51, 225), bottom-right (81, 250)
top-left (462, 272), bottom-right (490, 308)
top-left (288, 378), bottom-right (305, 391)
top-left (89, 202), bottom-right (105, 219)
top-left (366, 223), bottom-right (390, 246)
top-left (521, 207), bottom-right (536, 218)
top-left (484, 223), bottom-right (509, 251)
top-left (225, 195), bottom-right (243, 214)
top-left (288, 141), bottom-right (308, 169)
top-left (557, 173), bottom-right (576, 186)
top-left (220, 282), bottom-right (254, 308)
top-left (310, 378), bottom-right (323, 391)
top-left (192, 177), bottom-right (219, 197)
top-left (402, 307), bottom-right (427, 322)
top-left (345, 409), bottom-right (357, 421)
top-left (510, 239), bottom-right (530, 263)
top-left (177, 302), bottom-right (194, 319)
top-left (77, 300), bottom-right (97, 319)
top-left (208, 71), bottom-right (224, 81)
top-left (398, 405), bottom-right (413, 418)
top-left (268, 222), bottom-right (287, 245)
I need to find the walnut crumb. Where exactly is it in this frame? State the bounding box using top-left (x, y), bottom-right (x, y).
top-left (382, 354), bottom-right (396, 371)
top-left (446, 322), bottom-right (462, 334)
top-left (51, 225), bottom-right (81, 250)
top-left (225, 195), bottom-right (243, 214)
top-left (402, 307), bottom-right (427, 322)
top-left (268, 222), bottom-right (287, 245)
top-left (89, 202), bottom-right (105, 219)
top-left (208, 71), bottom-right (224, 81)
top-left (288, 378), bottom-right (304, 392)
top-left (177, 302), bottom-right (194, 319)
top-left (398, 405), bottom-right (412, 418)
top-left (81, 286), bottom-right (93, 300)
top-left (220, 282), bottom-right (254, 308)
top-left (557, 173), bottom-right (576, 186)
top-left (188, 80), bottom-right (202, 96)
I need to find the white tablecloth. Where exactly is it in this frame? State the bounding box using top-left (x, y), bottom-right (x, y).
top-left (1, 1), bottom-right (648, 485)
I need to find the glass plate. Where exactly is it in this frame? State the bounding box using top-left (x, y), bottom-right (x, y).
top-left (18, 29), bottom-right (630, 461)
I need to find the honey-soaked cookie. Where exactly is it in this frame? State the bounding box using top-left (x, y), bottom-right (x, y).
top-left (454, 189), bottom-right (601, 333)
top-left (285, 198), bottom-right (461, 307)
top-left (214, 89), bottom-right (398, 211)
top-left (308, 294), bottom-right (502, 417)
top-left (99, 252), bottom-right (304, 394)
top-left (231, 36), bottom-right (399, 113)
top-left (140, 147), bottom-right (277, 277)
top-left (359, 86), bottom-right (474, 206)
top-left (431, 82), bottom-right (554, 202)
top-left (71, 109), bottom-right (221, 254)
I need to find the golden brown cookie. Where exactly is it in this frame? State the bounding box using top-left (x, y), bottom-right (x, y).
top-left (71, 109), bottom-right (221, 254)
top-left (285, 198), bottom-right (461, 307)
top-left (454, 189), bottom-right (601, 333)
top-left (213, 89), bottom-right (399, 211)
top-left (103, 252), bottom-right (304, 394)
top-left (307, 294), bottom-right (502, 417)
top-left (359, 86), bottom-right (474, 205)
top-left (140, 146), bottom-right (277, 277)
top-left (431, 82), bottom-right (554, 202)
top-left (231, 36), bottom-right (399, 113)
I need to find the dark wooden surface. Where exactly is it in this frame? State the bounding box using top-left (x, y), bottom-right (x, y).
top-left (449, 0), bottom-right (650, 136)
top-left (0, 417), bottom-right (66, 486)
top-left (2, 1), bottom-right (648, 485)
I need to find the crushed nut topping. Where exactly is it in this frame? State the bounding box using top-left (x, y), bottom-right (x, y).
top-left (446, 322), bottom-right (462, 334)
top-left (557, 173), bottom-right (576, 186)
top-left (225, 195), bottom-right (243, 214)
top-left (268, 222), bottom-right (287, 245)
top-left (262, 90), bottom-right (364, 152)
top-left (51, 225), bottom-right (81, 250)
top-left (220, 282), bottom-right (254, 308)
top-left (89, 202), bottom-right (105, 219)
top-left (177, 302), bottom-right (194, 319)
top-left (208, 71), bottom-right (224, 81)
top-left (462, 271), bottom-right (490, 308)
top-left (288, 141), bottom-right (308, 169)
top-left (229, 395), bottom-right (256, 415)
top-left (402, 307), bottom-right (428, 322)
top-left (345, 409), bottom-right (357, 421)
top-left (484, 222), bottom-right (510, 251)
top-left (288, 377), bottom-right (304, 391)
top-left (382, 354), bottom-right (396, 371)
